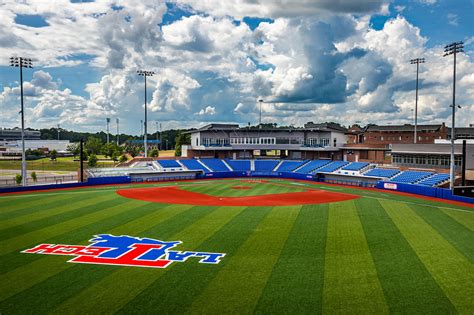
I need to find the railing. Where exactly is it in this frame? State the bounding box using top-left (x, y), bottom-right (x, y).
top-left (0, 175), bottom-right (77, 187)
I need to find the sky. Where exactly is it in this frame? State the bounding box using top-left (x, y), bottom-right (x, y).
top-left (0, 0), bottom-right (473, 135)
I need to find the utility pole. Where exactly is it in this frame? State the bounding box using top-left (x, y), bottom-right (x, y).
top-left (410, 58), bottom-right (425, 144)
top-left (10, 57), bottom-right (33, 186)
top-left (106, 118), bottom-right (110, 144)
top-left (258, 99), bottom-right (263, 128)
top-left (116, 118), bottom-right (119, 146)
top-left (443, 41), bottom-right (464, 190)
top-left (137, 70), bottom-right (155, 157)
top-left (57, 124), bottom-right (60, 141)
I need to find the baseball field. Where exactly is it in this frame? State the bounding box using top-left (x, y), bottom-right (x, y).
top-left (0, 178), bottom-right (473, 314)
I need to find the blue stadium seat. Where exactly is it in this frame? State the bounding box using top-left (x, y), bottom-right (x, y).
top-left (389, 171), bottom-right (434, 184)
top-left (275, 160), bottom-right (307, 172)
top-left (295, 160), bottom-right (331, 173)
top-left (317, 161), bottom-right (349, 173)
top-left (199, 159), bottom-right (231, 172)
top-left (341, 162), bottom-right (369, 171)
top-left (254, 160), bottom-right (280, 171)
top-left (180, 159), bottom-right (210, 173)
top-left (363, 168), bottom-right (400, 178)
top-left (225, 159), bottom-right (251, 171)
top-left (156, 160), bottom-right (181, 168)
top-left (417, 174), bottom-right (450, 186)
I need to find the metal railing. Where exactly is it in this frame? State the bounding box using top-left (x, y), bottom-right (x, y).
top-left (0, 175), bottom-right (78, 187)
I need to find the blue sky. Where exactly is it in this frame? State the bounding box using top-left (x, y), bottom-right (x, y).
top-left (0, 0), bottom-right (473, 134)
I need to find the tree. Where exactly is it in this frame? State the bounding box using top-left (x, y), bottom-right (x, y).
top-left (67, 143), bottom-right (80, 158)
top-left (88, 154), bottom-right (98, 167)
top-left (111, 150), bottom-right (120, 163)
top-left (49, 149), bottom-right (58, 161)
top-left (125, 145), bottom-right (139, 157)
top-left (174, 132), bottom-right (190, 157)
top-left (102, 143), bottom-right (118, 158)
top-left (31, 171), bottom-right (37, 183)
top-left (15, 174), bottom-right (22, 185)
top-left (150, 148), bottom-right (159, 157)
top-left (85, 137), bottom-right (103, 155)
top-left (119, 154), bottom-right (128, 163)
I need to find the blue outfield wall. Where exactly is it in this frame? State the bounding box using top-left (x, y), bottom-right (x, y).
top-left (376, 181), bottom-right (474, 204)
top-left (1, 172), bottom-right (472, 205)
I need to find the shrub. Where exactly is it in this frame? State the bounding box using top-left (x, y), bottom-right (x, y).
top-left (88, 154), bottom-right (98, 167)
top-left (15, 174), bottom-right (22, 185)
top-left (31, 171), bottom-right (37, 183)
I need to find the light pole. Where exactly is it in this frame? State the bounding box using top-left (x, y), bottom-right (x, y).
top-left (57, 124), bottom-right (60, 140)
top-left (410, 58), bottom-right (425, 144)
top-left (106, 118), bottom-right (110, 144)
top-left (443, 41), bottom-right (464, 190)
top-left (258, 99), bottom-right (263, 128)
top-left (137, 70), bottom-right (155, 157)
top-left (116, 118), bottom-right (120, 146)
top-left (10, 57), bottom-right (33, 186)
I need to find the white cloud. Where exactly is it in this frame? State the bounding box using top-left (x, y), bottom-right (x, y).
top-left (447, 13), bottom-right (459, 27)
top-left (196, 106), bottom-right (216, 116)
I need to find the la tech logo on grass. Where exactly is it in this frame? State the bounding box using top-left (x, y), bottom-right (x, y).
top-left (22, 234), bottom-right (225, 268)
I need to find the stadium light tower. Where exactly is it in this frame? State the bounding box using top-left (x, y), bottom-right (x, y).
top-left (116, 118), bottom-right (120, 146)
top-left (258, 99), bottom-right (263, 128)
top-left (57, 124), bottom-right (60, 140)
top-left (410, 57), bottom-right (425, 144)
top-left (10, 56), bottom-right (33, 186)
top-left (443, 41), bottom-right (464, 190)
top-left (137, 70), bottom-right (155, 157)
top-left (106, 118), bottom-right (110, 144)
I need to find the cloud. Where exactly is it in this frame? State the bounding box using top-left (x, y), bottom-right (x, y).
top-left (447, 13), bottom-right (459, 27)
top-left (178, 0), bottom-right (387, 18)
top-left (196, 106), bottom-right (216, 116)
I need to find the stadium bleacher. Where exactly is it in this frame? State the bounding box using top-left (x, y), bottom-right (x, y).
top-left (274, 160), bottom-right (307, 172)
top-left (341, 162), bottom-right (369, 171)
top-left (417, 173), bottom-right (450, 186)
top-left (254, 160), bottom-right (280, 171)
top-left (363, 168), bottom-right (400, 178)
top-left (295, 160), bottom-right (331, 173)
top-left (225, 159), bottom-right (251, 171)
top-left (180, 159), bottom-right (210, 173)
top-left (199, 159), bottom-right (231, 172)
top-left (389, 170), bottom-right (433, 184)
top-left (317, 161), bottom-right (349, 173)
top-left (156, 160), bottom-right (181, 168)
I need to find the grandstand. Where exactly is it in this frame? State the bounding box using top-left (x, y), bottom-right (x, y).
top-left (254, 160), bottom-right (280, 171)
top-left (317, 161), bottom-right (349, 173)
top-left (295, 160), bottom-right (331, 174)
top-left (389, 170), bottom-right (434, 184)
top-left (341, 162), bottom-right (369, 171)
top-left (363, 168), bottom-right (400, 178)
top-left (274, 160), bottom-right (306, 172)
top-left (179, 159), bottom-right (211, 173)
top-left (155, 160), bottom-right (181, 168)
top-left (200, 159), bottom-right (231, 172)
top-left (225, 159), bottom-right (251, 171)
top-left (418, 173), bottom-right (450, 186)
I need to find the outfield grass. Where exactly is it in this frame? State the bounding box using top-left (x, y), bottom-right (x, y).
top-left (0, 179), bottom-right (472, 314)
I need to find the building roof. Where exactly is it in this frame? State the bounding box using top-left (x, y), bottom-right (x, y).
top-left (364, 124), bottom-right (445, 132)
top-left (188, 122), bottom-right (347, 134)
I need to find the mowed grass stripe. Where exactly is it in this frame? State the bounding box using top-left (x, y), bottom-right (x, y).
top-left (0, 204), bottom-right (206, 314)
top-left (51, 206), bottom-right (245, 315)
top-left (441, 208), bottom-right (474, 231)
top-left (356, 198), bottom-right (455, 313)
top-left (118, 207), bottom-right (273, 314)
top-left (0, 194), bottom-right (72, 217)
top-left (382, 199), bottom-right (474, 313)
top-left (255, 204), bottom-right (329, 313)
top-left (0, 199), bottom-right (143, 256)
top-left (1, 193), bottom-right (116, 231)
top-left (0, 194), bottom-right (81, 221)
top-left (410, 204), bottom-right (474, 262)
top-left (323, 200), bottom-right (389, 314)
top-left (0, 199), bottom-right (127, 255)
top-left (0, 203), bottom-right (193, 301)
top-left (189, 206), bottom-right (301, 314)
top-left (0, 202), bottom-right (164, 275)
